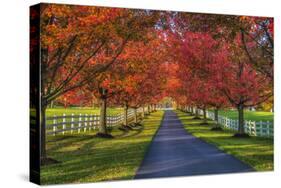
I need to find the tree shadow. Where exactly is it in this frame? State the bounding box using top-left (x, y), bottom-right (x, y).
top-left (41, 111), bottom-right (164, 184)
top-left (41, 140), bottom-right (152, 184)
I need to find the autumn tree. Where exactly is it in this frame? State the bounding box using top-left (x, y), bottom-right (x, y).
top-left (218, 40), bottom-right (271, 137)
top-left (39, 4), bottom-right (123, 160)
top-left (172, 13), bottom-right (274, 81)
top-left (174, 32), bottom-right (222, 122)
top-left (109, 35), bottom-right (168, 128)
top-left (81, 31), bottom-right (166, 136)
top-left (38, 4), bottom-right (160, 160)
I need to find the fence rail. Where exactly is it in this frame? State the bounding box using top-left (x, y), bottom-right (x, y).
top-left (196, 110), bottom-right (273, 137)
top-left (46, 109), bottom-right (143, 136)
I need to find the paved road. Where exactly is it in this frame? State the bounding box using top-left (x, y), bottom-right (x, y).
top-left (135, 110), bottom-right (253, 179)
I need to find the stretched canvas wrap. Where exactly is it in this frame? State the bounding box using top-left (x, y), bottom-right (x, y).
top-left (30, 3), bottom-right (274, 185)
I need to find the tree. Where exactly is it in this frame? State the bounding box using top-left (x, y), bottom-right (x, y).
top-left (81, 30), bottom-right (166, 135)
top-left (38, 4), bottom-right (160, 161)
top-left (109, 36), bottom-right (168, 127)
top-left (175, 32), bottom-right (223, 122)
top-left (39, 4), bottom-right (124, 160)
top-left (218, 39), bottom-right (271, 136)
top-left (174, 13), bottom-right (274, 81)
top-left (200, 46), bottom-right (230, 129)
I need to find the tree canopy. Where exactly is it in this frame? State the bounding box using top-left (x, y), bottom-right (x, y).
top-left (33, 4), bottom-right (274, 159)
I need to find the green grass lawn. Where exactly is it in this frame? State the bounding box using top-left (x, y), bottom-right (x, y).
top-left (176, 110), bottom-right (273, 171)
top-left (46, 107), bottom-right (123, 117)
top-left (41, 110), bottom-right (164, 185)
top-left (213, 109), bottom-right (273, 122)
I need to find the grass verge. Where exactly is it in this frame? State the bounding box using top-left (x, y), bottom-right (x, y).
top-left (175, 110), bottom-right (273, 171)
top-left (212, 109), bottom-right (273, 122)
top-left (46, 107), bottom-right (123, 116)
top-left (41, 110), bottom-right (164, 184)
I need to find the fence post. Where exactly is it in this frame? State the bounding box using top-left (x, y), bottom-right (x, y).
top-left (112, 116), bottom-right (114, 127)
top-left (108, 115), bottom-right (111, 127)
top-left (78, 113), bottom-right (82, 133)
top-left (226, 118), bottom-right (228, 128)
top-left (93, 115), bottom-right (97, 130)
top-left (245, 121), bottom-right (249, 135)
top-left (267, 121), bottom-right (270, 137)
top-left (253, 121), bottom-right (257, 136)
top-left (71, 113), bottom-right (74, 134)
top-left (111, 115), bottom-right (114, 127)
top-left (53, 115), bottom-right (57, 136)
top-left (84, 114), bottom-right (88, 132)
top-left (62, 113), bottom-right (66, 135)
top-left (249, 121), bottom-right (252, 135)
top-left (89, 114), bottom-right (93, 131)
top-left (258, 120), bottom-right (262, 136)
top-left (116, 115), bottom-right (119, 125)
top-left (226, 118), bottom-right (231, 128)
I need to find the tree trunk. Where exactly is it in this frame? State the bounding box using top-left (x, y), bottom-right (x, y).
top-left (49, 101), bottom-right (54, 108)
top-left (203, 108), bottom-right (207, 123)
top-left (214, 107), bottom-right (219, 125)
top-left (237, 104), bottom-right (245, 134)
top-left (99, 97), bottom-right (107, 134)
top-left (142, 106), bottom-right (145, 118)
top-left (195, 107), bottom-right (199, 118)
top-left (124, 105), bottom-right (128, 126)
top-left (148, 105), bottom-right (151, 114)
top-left (134, 108), bottom-right (138, 123)
top-left (40, 105), bottom-right (47, 160)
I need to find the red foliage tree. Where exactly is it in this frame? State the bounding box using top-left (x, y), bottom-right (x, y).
top-left (38, 4), bottom-right (160, 158)
top-left (109, 36), bottom-right (168, 127)
top-left (218, 40), bottom-right (271, 136)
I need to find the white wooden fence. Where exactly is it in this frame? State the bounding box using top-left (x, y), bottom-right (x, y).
top-left (46, 109), bottom-right (142, 136)
top-left (197, 110), bottom-right (273, 137)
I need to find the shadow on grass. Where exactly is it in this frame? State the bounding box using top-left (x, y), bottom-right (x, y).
top-left (41, 111), bottom-right (165, 185)
top-left (174, 110), bottom-right (273, 171)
